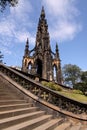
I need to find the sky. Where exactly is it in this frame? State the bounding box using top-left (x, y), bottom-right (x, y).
top-left (0, 0), bottom-right (87, 71)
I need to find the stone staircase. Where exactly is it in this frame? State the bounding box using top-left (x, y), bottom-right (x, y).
top-left (0, 66), bottom-right (87, 129)
top-left (0, 75), bottom-right (66, 130)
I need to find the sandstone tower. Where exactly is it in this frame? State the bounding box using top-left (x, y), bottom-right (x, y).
top-left (22, 7), bottom-right (62, 84)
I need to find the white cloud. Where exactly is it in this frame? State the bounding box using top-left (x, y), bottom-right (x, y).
top-left (42, 0), bottom-right (79, 18)
top-left (0, 0), bottom-right (82, 57)
top-left (0, 0), bottom-right (34, 42)
top-left (50, 21), bottom-right (82, 41)
top-left (0, 46), bottom-right (11, 55)
top-left (0, 0), bottom-right (35, 55)
top-left (42, 0), bottom-right (82, 42)
top-left (0, 18), bottom-right (16, 37)
top-left (10, 0), bottom-right (32, 21)
top-left (15, 31), bottom-right (35, 44)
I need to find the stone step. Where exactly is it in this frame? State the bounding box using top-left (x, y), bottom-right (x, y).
top-left (0, 88), bottom-right (9, 90)
top-left (33, 118), bottom-right (63, 130)
top-left (0, 88), bottom-right (17, 91)
top-left (0, 88), bottom-right (10, 91)
top-left (0, 86), bottom-right (7, 89)
top-left (0, 92), bottom-right (17, 95)
top-left (0, 100), bottom-right (26, 105)
top-left (54, 121), bottom-right (71, 130)
top-left (0, 91), bottom-right (12, 95)
top-left (0, 92), bottom-right (10, 94)
top-left (0, 111), bottom-right (46, 129)
top-left (0, 106), bottom-right (39, 119)
top-left (0, 91), bottom-right (22, 99)
top-left (80, 127), bottom-right (87, 130)
top-left (0, 97), bottom-right (19, 100)
top-left (0, 103), bottom-right (33, 111)
top-left (0, 91), bottom-right (15, 94)
top-left (80, 125), bottom-right (87, 130)
top-left (69, 123), bottom-right (82, 130)
top-left (0, 71), bottom-right (86, 130)
top-left (0, 95), bottom-right (15, 97)
top-left (0, 88), bottom-right (18, 94)
top-left (0, 94), bottom-right (19, 98)
top-left (0, 97), bottom-right (20, 100)
top-left (4, 115), bottom-right (52, 130)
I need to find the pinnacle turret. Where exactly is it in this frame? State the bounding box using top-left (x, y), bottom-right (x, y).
top-left (40, 6), bottom-right (45, 19)
top-left (36, 6), bottom-right (51, 52)
top-left (55, 43), bottom-right (60, 59)
top-left (24, 38), bottom-right (29, 57)
top-left (22, 7), bottom-right (62, 84)
top-left (26, 38), bottom-right (29, 46)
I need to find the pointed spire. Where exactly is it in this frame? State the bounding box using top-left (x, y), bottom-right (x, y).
top-left (26, 38), bottom-right (29, 47)
top-left (40, 6), bottom-right (45, 19)
top-left (55, 42), bottom-right (60, 59)
top-left (56, 43), bottom-right (58, 51)
top-left (24, 38), bottom-right (29, 57)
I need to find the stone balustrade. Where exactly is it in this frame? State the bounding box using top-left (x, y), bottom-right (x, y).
top-left (0, 63), bottom-right (87, 115)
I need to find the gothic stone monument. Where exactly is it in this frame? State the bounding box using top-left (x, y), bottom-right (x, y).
top-left (22, 7), bottom-right (62, 84)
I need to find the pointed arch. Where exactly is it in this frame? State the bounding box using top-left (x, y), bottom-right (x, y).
top-left (53, 64), bottom-right (57, 82)
top-left (25, 59), bottom-right (27, 66)
top-left (35, 58), bottom-right (42, 77)
top-left (28, 61), bottom-right (32, 73)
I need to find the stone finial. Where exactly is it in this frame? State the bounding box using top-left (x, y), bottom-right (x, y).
top-left (40, 6), bottom-right (45, 19)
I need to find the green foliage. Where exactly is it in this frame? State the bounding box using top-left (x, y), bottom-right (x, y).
top-left (72, 89), bottom-right (83, 95)
top-left (73, 71), bottom-right (87, 96)
top-left (62, 64), bottom-right (82, 87)
top-left (81, 71), bottom-right (87, 83)
top-left (60, 91), bottom-right (87, 102)
top-left (0, 0), bottom-right (18, 11)
top-left (41, 81), bottom-right (48, 86)
top-left (41, 81), bottom-right (62, 91)
top-left (74, 82), bottom-right (87, 96)
top-left (84, 91), bottom-right (87, 96)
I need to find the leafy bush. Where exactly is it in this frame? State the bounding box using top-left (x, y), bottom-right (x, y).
top-left (41, 81), bottom-right (62, 91)
top-left (84, 91), bottom-right (87, 96)
top-left (52, 84), bottom-right (62, 91)
top-left (41, 81), bottom-right (48, 86)
top-left (74, 83), bottom-right (87, 95)
top-left (72, 89), bottom-right (83, 95)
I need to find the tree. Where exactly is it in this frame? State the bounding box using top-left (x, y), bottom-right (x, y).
top-left (0, 0), bottom-right (18, 11)
top-left (62, 64), bottom-right (82, 87)
top-left (0, 51), bottom-right (4, 63)
top-left (81, 71), bottom-right (87, 83)
top-left (72, 71), bottom-right (87, 95)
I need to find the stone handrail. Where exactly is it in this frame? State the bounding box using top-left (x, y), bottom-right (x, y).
top-left (11, 67), bottom-right (72, 90)
top-left (0, 63), bottom-right (87, 115)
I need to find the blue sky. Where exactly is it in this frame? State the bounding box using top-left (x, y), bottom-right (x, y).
top-left (0, 0), bottom-right (87, 71)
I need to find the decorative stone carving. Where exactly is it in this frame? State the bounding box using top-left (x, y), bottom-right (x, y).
top-left (22, 7), bottom-right (62, 84)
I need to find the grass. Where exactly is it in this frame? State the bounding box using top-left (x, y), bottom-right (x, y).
top-left (41, 81), bottom-right (87, 103)
top-left (58, 90), bottom-right (87, 103)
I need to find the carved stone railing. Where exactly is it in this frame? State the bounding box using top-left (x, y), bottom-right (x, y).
top-left (11, 67), bottom-right (50, 82)
top-left (0, 63), bottom-right (87, 115)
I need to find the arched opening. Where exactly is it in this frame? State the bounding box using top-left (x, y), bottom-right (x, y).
top-left (36, 59), bottom-right (42, 77)
top-left (25, 59), bottom-right (27, 66)
top-left (53, 65), bottom-right (57, 82)
top-left (28, 62), bottom-right (32, 74)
